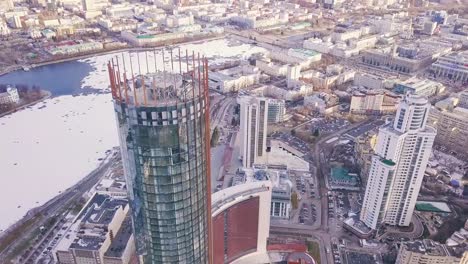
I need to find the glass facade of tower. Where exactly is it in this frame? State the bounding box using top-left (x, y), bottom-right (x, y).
top-left (108, 52), bottom-right (212, 264)
top-left (115, 100), bottom-right (209, 263)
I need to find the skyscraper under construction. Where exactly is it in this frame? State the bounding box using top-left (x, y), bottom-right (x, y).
top-left (108, 50), bottom-right (212, 263)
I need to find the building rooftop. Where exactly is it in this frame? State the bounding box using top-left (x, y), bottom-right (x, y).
top-left (330, 166), bottom-right (358, 185)
top-left (403, 240), bottom-right (451, 257)
top-left (291, 48), bottom-right (320, 58)
top-left (70, 234), bottom-right (106, 251)
top-left (80, 194), bottom-right (128, 226)
top-left (381, 158), bottom-right (396, 166)
top-left (104, 216), bottom-right (133, 258)
top-left (59, 193), bottom-right (129, 252)
top-left (109, 54), bottom-right (208, 107)
top-left (343, 216), bottom-right (373, 235)
top-left (242, 166), bottom-right (292, 194)
top-left (415, 201), bottom-right (451, 213)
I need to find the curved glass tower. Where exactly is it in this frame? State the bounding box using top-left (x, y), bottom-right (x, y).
top-left (108, 50), bottom-right (212, 264)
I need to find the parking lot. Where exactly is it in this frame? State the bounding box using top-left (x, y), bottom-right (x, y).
top-left (286, 170), bottom-right (321, 228)
top-left (307, 117), bottom-right (350, 135)
top-left (344, 250), bottom-right (382, 264)
top-left (299, 203), bottom-right (317, 225)
top-left (271, 131), bottom-right (311, 154)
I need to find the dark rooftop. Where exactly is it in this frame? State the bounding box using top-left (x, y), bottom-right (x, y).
top-left (81, 194), bottom-right (128, 226)
top-left (104, 216), bottom-right (133, 258)
top-left (403, 240), bottom-right (449, 256)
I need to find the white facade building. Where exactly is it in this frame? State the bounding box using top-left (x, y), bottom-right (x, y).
top-left (360, 94), bottom-right (436, 230)
top-left (269, 48), bottom-right (321, 70)
top-left (239, 96), bottom-right (269, 168)
top-left (209, 65), bottom-right (260, 93)
top-left (350, 91), bottom-right (400, 115)
top-left (394, 77), bottom-right (445, 97)
top-left (0, 0), bottom-right (14, 11)
top-left (354, 72), bottom-right (387, 90)
top-left (0, 86), bottom-right (20, 105)
top-left (430, 51), bottom-right (468, 83)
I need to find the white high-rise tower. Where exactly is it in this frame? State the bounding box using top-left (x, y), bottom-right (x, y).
top-left (360, 94), bottom-right (436, 230)
top-left (239, 96), bottom-right (269, 168)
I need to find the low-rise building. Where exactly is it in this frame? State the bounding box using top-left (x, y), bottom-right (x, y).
top-left (394, 77), bottom-right (445, 97)
top-left (303, 33), bottom-right (377, 59)
top-left (303, 38), bottom-right (334, 54)
top-left (42, 28), bottom-right (56, 39)
top-left (253, 85), bottom-right (312, 101)
top-left (121, 31), bottom-right (185, 46)
top-left (458, 90), bottom-right (468, 108)
top-left (350, 90), bottom-right (400, 115)
top-left (269, 48), bottom-right (321, 71)
top-left (255, 59), bottom-right (290, 77)
top-left (209, 65), bottom-right (261, 93)
top-left (55, 193), bottom-right (135, 264)
top-left (428, 106), bottom-right (468, 156)
top-left (244, 166), bottom-right (292, 220)
top-left (353, 72), bottom-right (391, 90)
top-left (230, 13), bottom-right (288, 29)
top-left (304, 92), bottom-right (340, 114)
top-left (396, 240), bottom-right (460, 264)
top-left (301, 64), bottom-right (355, 90)
top-left (430, 50), bottom-right (468, 83)
top-left (0, 86), bottom-right (19, 105)
top-left (361, 40), bottom-right (452, 74)
top-left (48, 41), bottom-right (103, 56)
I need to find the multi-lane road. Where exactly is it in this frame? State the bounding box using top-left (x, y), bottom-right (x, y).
top-left (0, 150), bottom-right (119, 263)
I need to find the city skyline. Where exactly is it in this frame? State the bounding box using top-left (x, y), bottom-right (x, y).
top-left (0, 0), bottom-right (467, 264)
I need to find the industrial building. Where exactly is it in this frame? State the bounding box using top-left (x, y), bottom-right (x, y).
top-left (109, 51), bottom-right (212, 263)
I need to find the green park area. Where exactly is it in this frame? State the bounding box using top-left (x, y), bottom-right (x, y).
top-left (307, 240), bottom-right (321, 264)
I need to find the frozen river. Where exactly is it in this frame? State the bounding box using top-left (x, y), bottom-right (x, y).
top-left (0, 38), bottom-right (266, 231)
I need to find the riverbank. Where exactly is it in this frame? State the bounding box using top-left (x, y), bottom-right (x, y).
top-left (0, 90), bottom-right (51, 118)
top-left (0, 36), bottom-right (265, 231)
top-left (0, 149), bottom-right (118, 263)
top-left (0, 35), bottom-right (226, 78)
